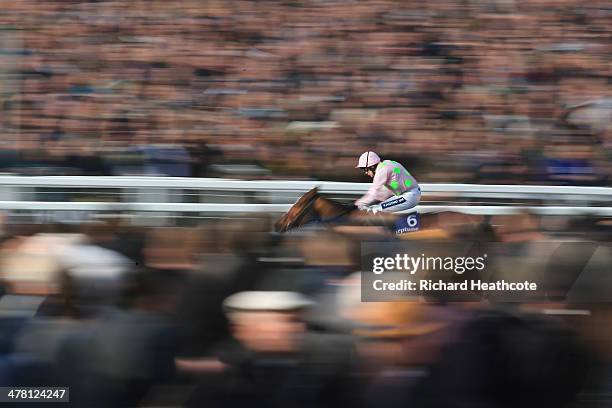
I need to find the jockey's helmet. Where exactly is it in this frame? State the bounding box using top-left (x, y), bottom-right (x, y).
top-left (356, 151), bottom-right (381, 168)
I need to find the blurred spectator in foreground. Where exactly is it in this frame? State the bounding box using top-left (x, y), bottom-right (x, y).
top-left (0, 211), bottom-right (607, 406)
top-left (186, 291), bottom-right (356, 408)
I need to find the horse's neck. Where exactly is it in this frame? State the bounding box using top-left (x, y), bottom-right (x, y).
top-left (313, 196), bottom-right (351, 218)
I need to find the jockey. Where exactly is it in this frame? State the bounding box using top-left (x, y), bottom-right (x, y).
top-left (355, 151), bottom-right (421, 214)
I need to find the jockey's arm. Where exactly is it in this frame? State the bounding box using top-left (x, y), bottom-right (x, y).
top-left (355, 168), bottom-right (393, 207)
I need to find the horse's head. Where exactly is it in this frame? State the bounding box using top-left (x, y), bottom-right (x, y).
top-left (275, 187), bottom-right (320, 233)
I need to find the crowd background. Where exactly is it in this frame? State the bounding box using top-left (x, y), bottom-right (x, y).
top-left (0, 0), bottom-right (610, 183)
top-left (0, 1), bottom-right (611, 407)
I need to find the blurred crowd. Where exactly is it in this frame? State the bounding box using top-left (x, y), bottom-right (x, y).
top-left (0, 1), bottom-right (611, 406)
top-left (0, 0), bottom-right (610, 183)
top-left (0, 212), bottom-right (611, 407)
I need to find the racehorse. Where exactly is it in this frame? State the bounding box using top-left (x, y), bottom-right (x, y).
top-left (274, 187), bottom-right (425, 233)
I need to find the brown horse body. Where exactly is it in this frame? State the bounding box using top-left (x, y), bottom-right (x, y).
top-left (275, 187), bottom-right (415, 233)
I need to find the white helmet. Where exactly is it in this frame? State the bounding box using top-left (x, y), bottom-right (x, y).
top-left (356, 151), bottom-right (381, 168)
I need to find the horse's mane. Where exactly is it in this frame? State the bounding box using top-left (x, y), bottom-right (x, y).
top-left (315, 194), bottom-right (356, 213)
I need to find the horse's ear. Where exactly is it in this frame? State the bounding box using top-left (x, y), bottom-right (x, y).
top-left (306, 186), bottom-right (320, 195)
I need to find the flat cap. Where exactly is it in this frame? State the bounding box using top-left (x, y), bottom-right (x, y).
top-left (223, 291), bottom-right (314, 312)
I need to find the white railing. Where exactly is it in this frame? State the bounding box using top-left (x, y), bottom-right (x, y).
top-left (0, 176), bottom-right (610, 216)
top-left (0, 175), bottom-right (610, 197)
top-left (0, 201), bottom-right (610, 216)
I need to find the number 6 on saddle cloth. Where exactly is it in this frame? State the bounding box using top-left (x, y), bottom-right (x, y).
top-left (394, 213), bottom-right (421, 234)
